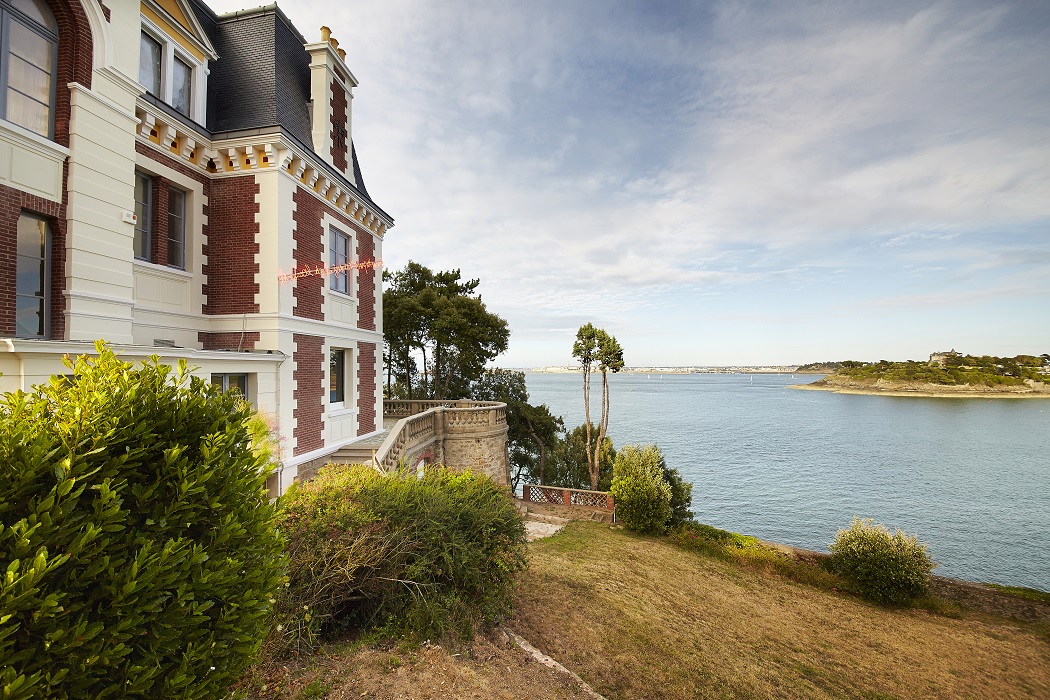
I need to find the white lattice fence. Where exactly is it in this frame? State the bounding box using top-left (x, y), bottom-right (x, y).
top-left (522, 484), bottom-right (614, 510)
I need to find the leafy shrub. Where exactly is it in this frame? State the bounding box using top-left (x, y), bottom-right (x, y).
top-left (268, 464), bottom-right (527, 656)
top-left (828, 517), bottom-right (935, 604)
top-left (547, 424), bottom-right (616, 491)
top-left (0, 344), bottom-right (285, 700)
top-left (610, 445), bottom-right (672, 534)
top-left (658, 452), bottom-right (694, 528)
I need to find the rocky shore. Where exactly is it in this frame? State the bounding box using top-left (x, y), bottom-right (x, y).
top-left (791, 375), bottom-right (1050, 398)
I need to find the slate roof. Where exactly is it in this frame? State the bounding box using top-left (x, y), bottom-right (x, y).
top-left (184, 0), bottom-right (381, 215)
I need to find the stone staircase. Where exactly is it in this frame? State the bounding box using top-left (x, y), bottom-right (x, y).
top-left (329, 430), bottom-right (389, 466)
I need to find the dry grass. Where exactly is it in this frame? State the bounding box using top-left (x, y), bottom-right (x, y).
top-left (240, 633), bottom-right (600, 699)
top-left (510, 521), bottom-right (1050, 700)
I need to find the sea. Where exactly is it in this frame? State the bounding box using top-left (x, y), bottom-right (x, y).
top-left (524, 372), bottom-right (1050, 590)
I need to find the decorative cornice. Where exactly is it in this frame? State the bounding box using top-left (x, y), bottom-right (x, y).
top-left (134, 99), bottom-right (393, 236)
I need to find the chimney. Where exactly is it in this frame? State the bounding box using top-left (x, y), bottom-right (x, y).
top-left (306, 27), bottom-right (358, 176)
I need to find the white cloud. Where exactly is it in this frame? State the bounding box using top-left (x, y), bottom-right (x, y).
top-left (205, 0), bottom-right (1050, 364)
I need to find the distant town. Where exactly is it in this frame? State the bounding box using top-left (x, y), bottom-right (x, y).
top-left (522, 365), bottom-right (808, 374)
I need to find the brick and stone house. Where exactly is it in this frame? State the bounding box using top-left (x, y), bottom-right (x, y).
top-left (0, 0), bottom-right (402, 492)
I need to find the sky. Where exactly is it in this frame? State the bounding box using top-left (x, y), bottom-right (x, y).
top-left (210, 0), bottom-right (1050, 367)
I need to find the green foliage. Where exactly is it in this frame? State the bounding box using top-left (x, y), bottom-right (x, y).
top-left (828, 518), bottom-right (935, 604)
top-left (269, 465), bottom-right (528, 656)
top-left (985, 583), bottom-right (1050, 604)
top-left (471, 369), bottom-right (564, 490)
top-left (0, 343), bottom-right (285, 700)
top-left (572, 323), bottom-right (624, 490)
top-left (833, 353), bottom-right (1049, 386)
top-left (383, 262), bottom-right (510, 400)
top-left (610, 445), bottom-right (672, 534)
top-left (671, 522), bottom-right (757, 550)
top-left (547, 424), bottom-right (615, 491)
top-left (658, 452), bottom-right (694, 528)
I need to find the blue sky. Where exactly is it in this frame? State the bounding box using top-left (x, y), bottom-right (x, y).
top-left (211, 0), bottom-right (1050, 366)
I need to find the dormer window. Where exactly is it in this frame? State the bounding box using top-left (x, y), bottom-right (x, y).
top-left (0, 0), bottom-right (58, 138)
top-left (139, 32), bottom-right (162, 95)
top-left (138, 19), bottom-right (210, 121)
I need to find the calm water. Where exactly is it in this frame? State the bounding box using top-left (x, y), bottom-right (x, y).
top-left (525, 372), bottom-right (1050, 589)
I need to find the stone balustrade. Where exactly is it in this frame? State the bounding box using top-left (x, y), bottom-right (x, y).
top-left (375, 399), bottom-right (510, 483)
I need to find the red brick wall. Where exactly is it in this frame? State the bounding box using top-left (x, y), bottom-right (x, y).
top-left (357, 341), bottom-right (376, 434)
top-left (356, 229), bottom-right (376, 331)
top-left (199, 331), bottom-right (260, 351)
top-left (0, 185), bottom-right (64, 338)
top-left (50, 0), bottom-right (93, 150)
top-left (293, 333), bottom-right (325, 455)
top-left (330, 79), bottom-right (348, 172)
top-left (149, 177), bottom-right (170, 267)
top-left (291, 185), bottom-right (379, 328)
top-left (204, 177), bottom-right (260, 314)
top-left (291, 187), bottom-right (325, 321)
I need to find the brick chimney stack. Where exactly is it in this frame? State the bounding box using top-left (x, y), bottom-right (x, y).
top-left (306, 26), bottom-right (358, 177)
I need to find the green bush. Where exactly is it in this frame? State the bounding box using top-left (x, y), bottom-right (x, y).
top-left (658, 451), bottom-right (694, 528)
top-left (828, 517), bottom-right (935, 604)
top-left (0, 344), bottom-right (285, 699)
top-left (268, 464), bottom-right (527, 655)
top-left (610, 445), bottom-right (672, 534)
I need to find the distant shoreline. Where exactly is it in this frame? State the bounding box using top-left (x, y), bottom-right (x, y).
top-left (790, 378), bottom-right (1050, 399)
top-left (524, 367), bottom-right (809, 375)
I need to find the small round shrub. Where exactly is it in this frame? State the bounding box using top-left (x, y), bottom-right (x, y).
top-left (0, 344), bottom-right (285, 699)
top-left (828, 517), bottom-right (935, 604)
top-left (610, 444), bottom-right (672, 534)
top-left (267, 464), bottom-right (527, 655)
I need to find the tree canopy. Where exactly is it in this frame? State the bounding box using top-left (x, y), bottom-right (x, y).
top-left (471, 369), bottom-right (564, 490)
top-left (572, 323), bottom-right (624, 490)
top-left (384, 262), bottom-right (509, 399)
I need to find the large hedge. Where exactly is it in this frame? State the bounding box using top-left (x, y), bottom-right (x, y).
top-left (610, 444), bottom-right (673, 534)
top-left (267, 464), bottom-right (528, 656)
top-left (0, 345), bottom-right (285, 699)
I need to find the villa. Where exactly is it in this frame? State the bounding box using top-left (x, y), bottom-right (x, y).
top-left (0, 0), bottom-right (508, 491)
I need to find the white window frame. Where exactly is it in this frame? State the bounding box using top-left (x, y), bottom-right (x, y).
top-left (139, 16), bottom-right (207, 123)
top-left (329, 226), bottom-right (353, 297)
top-left (167, 183), bottom-right (186, 270)
top-left (328, 346), bottom-right (356, 415)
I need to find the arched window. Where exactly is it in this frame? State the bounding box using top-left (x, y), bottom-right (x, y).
top-left (0, 0), bottom-right (58, 138)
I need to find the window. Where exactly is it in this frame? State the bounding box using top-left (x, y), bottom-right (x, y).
top-left (15, 213), bottom-right (49, 338)
top-left (138, 23), bottom-right (200, 120)
top-left (0, 0), bottom-right (58, 138)
top-left (139, 31), bottom-right (161, 96)
top-left (329, 228), bottom-right (350, 294)
top-left (212, 373), bottom-right (248, 400)
top-left (167, 186), bottom-right (185, 269)
top-left (134, 172), bottom-right (152, 261)
top-left (330, 349), bottom-right (345, 404)
top-left (171, 56), bottom-right (191, 116)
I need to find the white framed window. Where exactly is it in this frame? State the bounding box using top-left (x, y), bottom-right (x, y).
top-left (134, 171), bottom-right (152, 261)
top-left (167, 185), bottom-right (185, 269)
top-left (138, 17), bottom-right (206, 122)
top-left (139, 31), bottom-right (161, 96)
top-left (329, 227), bottom-right (351, 295)
top-left (15, 212), bottom-right (49, 338)
top-left (212, 373), bottom-right (248, 400)
top-left (330, 348), bottom-right (346, 406)
top-left (0, 0), bottom-right (58, 139)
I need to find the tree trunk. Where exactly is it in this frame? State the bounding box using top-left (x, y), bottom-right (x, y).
top-left (582, 365), bottom-right (595, 489)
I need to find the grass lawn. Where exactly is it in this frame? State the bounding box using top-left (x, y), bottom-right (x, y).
top-left (510, 521), bottom-right (1050, 699)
